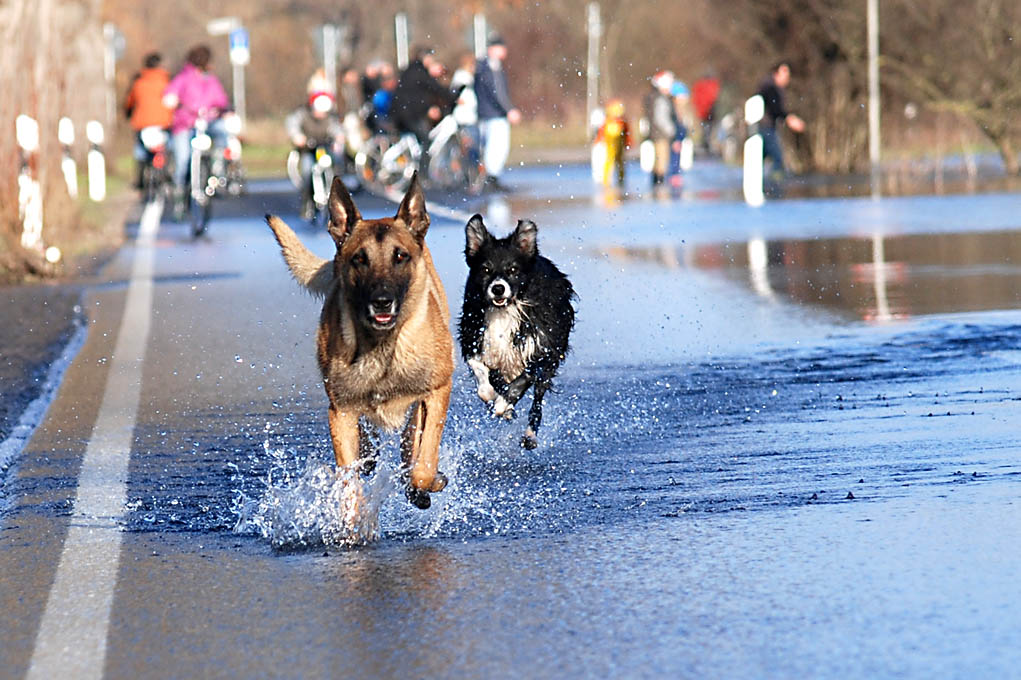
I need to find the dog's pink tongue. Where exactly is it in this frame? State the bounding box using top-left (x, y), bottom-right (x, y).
top-left (374, 314), bottom-right (393, 324)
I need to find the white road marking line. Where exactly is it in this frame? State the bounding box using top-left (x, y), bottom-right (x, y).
top-left (27, 199), bottom-right (162, 680)
top-left (425, 202), bottom-right (475, 223)
top-left (380, 186), bottom-right (475, 223)
top-left (0, 323), bottom-right (86, 516)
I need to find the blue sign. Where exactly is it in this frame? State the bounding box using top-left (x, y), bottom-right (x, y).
top-left (229, 28), bottom-right (248, 51)
top-left (229, 28), bottom-right (250, 65)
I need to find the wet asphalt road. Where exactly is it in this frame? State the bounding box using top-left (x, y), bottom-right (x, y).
top-left (1, 163), bottom-right (1020, 678)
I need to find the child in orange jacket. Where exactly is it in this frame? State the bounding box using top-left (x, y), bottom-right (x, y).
top-left (595, 99), bottom-right (631, 186)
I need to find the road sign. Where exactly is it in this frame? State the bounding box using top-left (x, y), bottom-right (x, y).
top-left (207, 16), bottom-right (240, 36)
top-left (229, 28), bottom-right (250, 66)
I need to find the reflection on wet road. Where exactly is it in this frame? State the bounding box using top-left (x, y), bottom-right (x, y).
top-left (3, 167), bottom-right (1021, 678)
top-left (604, 228), bottom-right (1021, 321)
top-left (123, 318), bottom-right (1021, 538)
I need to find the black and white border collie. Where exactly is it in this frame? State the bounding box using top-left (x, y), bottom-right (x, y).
top-left (458, 214), bottom-right (576, 449)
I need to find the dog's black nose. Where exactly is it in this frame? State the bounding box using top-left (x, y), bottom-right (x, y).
top-left (370, 295), bottom-right (395, 313)
top-left (490, 282), bottom-right (506, 297)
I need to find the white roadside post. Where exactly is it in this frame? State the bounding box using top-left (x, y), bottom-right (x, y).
top-left (16, 115), bottom-right (44, 254)
top-left (680, 136), bottom-right (694, 171)
top-left (743, 94), bottom-right (765, 207)
top-left (86, 120), bottom-right (106, 202)
top-left (58, 117), bottom-right (78, 199)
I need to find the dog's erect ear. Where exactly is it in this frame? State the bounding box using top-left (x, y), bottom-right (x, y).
top-left (327, 176), bottom-right (361, 246)
top-left (465, 214), bottom-right (489, 258)
top-left (513, 219), bottom-right (538, 258)
top-left (395, 172), bottom-right (430, 241)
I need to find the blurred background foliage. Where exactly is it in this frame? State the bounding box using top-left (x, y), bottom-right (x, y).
top-left (3, 0), bottom-right (1019, 280)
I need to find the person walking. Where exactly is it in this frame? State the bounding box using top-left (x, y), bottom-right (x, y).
top-left (451, 53), bottom-right (481, 162)
top-left (755, 60), bottom-right (805, 177)
top-left (123, 52), bottom-right (174, 189)
top-left (668, 79), bottom-right (690, 187)
top-left (474, 33), bottom-right (521, 190)
top-left (692, 71), bottom-right (721, 153)
top-left (643, 70), bottom-right (677, 187)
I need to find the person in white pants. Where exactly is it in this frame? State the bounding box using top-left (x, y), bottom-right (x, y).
top-left (474, 33), bottom-right (521, 190)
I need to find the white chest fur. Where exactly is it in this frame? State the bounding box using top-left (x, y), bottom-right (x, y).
top-left (480, 302), bottom-right (540, 380)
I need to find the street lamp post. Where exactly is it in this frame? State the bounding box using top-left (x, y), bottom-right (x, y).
top-left (867, 0), bottom-right (881, 199)
top-left (395, 13), bottom-right (409, 70)
top-left (586, 3), bottom-right (601, 134)
top-left (206, 17), bottom-right (248, 123)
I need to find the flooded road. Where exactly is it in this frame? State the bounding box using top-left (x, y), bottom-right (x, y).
top-left (2, 164), bottom-right (1019, 677)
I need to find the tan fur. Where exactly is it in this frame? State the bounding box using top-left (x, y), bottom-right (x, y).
top-left (265, 175), bottom-right (453, 501)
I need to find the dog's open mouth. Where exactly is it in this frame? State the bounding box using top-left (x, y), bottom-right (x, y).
top-left (491, 297), bottom-right (509, 307)
top-left (371, 313), bottom-right (396, 328)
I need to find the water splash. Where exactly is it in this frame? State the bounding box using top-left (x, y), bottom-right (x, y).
top-left (234, 458), bottom-right (395, 549)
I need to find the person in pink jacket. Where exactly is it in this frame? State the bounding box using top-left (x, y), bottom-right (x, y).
top-left (163, 45), bottom-right (230, 206)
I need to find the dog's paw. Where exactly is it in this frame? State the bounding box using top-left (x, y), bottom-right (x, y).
top-left (405, 486), bottom-right (432, 510)
top-left (521, 429), bottom-right (539, 450)
top-left (492, 396), bottom-right (515, 419)
top-left (429, 471), bottom-right (448, 493)
top-left (477, 384), bottom-right (497, 402)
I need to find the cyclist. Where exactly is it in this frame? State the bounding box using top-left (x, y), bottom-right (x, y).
top-left (390, 46), bottom-right (455, 170)
top-left (123, 52), bottom-right (173, 190)
top-left (285, 90), bottom-right (344, 219)
top-left (162, 45), bottom-right (229, 217)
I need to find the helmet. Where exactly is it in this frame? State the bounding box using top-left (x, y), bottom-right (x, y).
top-left (651, 70), bottom-right (674, 90)
top-left (309, 91), bottom-right (334, 113)
top-left (671, 81), bottom-right (690, 98)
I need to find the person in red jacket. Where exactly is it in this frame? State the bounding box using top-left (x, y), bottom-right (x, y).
top-left (692, 73), bottom-right (720, 153)
top-left (123, 52), bottom-right (174, 188)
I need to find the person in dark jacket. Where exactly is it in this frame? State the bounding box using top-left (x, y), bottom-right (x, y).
top-left (474, 33), bottom-right (521, 189)
top-left (390, 46), bottom-right (455, 144)
top-left (755, 60), bottom-right (805, 177)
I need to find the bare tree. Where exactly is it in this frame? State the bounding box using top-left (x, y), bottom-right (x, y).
top-left (882, 0), bottom-right (1021, 174)
top-left (1, 0), bottom-right (106, 280)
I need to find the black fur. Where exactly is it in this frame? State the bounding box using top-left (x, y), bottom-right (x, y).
top-left (458, 214), bottom-right (576, 448)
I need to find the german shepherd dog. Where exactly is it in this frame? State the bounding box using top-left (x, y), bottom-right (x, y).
top-left (265, 174), bottom-right (453, 509)
top-left (459, 215), bottom-right (576, 449)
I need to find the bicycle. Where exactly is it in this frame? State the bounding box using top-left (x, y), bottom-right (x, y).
top-left (138, 126), bottom-right (172, 204)
top-left (354, 114), bottom-right (485, 194)
top-left (290, 143), bottom-right (335, 225)
top-left (186, 117), bottom-right (217, 238)
top-left (220, 111), bottom-right (246, 197)
top-left (428, 116), bottom-right (485, 194)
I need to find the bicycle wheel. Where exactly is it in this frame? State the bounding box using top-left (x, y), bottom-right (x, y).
top-left (427, 139), bottom-right (460, 189)
top-left (354, 137), bottom-right (387, 191)
top-left (461, 132), bottom-right (486, 195)
top-left (379, 140), bottom-right (417, 193)
top-left (190, 158), bottom-right (212, 238)
top-left (141, 164), bottom-right (157, 204)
